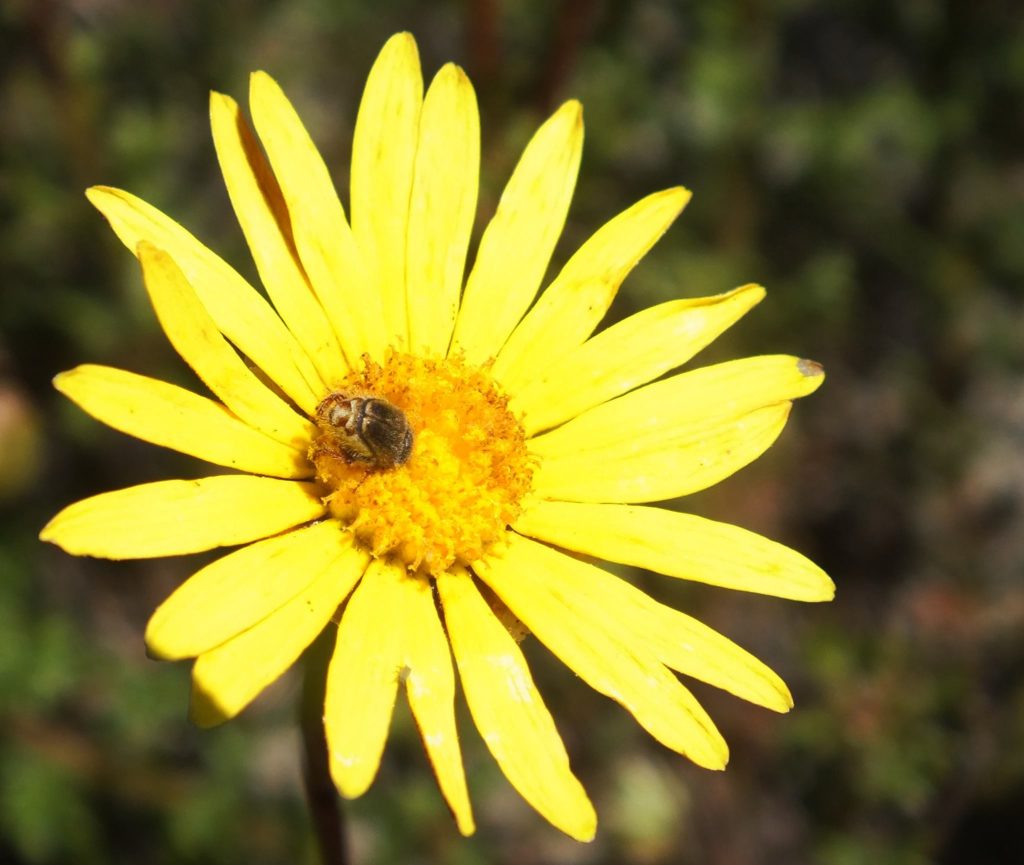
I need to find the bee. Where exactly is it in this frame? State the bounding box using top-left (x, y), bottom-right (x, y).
top-left (313, 392), bottom-right (414, 470)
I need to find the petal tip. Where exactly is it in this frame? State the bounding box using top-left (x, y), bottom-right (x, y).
top-left (454, 813), bottom-right (477, 837)
top-left (189, 682), bottom-right (232, 728)
top-left (797, 357), bottom-right (824, 379)
top-left (143, 619), bottom-right (180, 662)
top-left (51, 369), bottom-right (71, 392)
top-left (385, 31), bottom-right (419, 54)
top-left (549, 98), bottom-right (583, 130)
top-left (566, 805), bottom-right (598, 842)
top-left (330, 762), bottom-right (373, 800)
top-left (815, 574), bottom-right (837, 601)
top-left (209, 90), bottom-right (236, 112)
top-left (84, 185), bottom-right (115, 207)
top-left (746, 282), bottom-right (768, 301)
top-left (249, 69), bottom-right (278, 99)
top-left (437, 61), bottom-right (469, 86)
top-left (773, 682), bottom-right (795, 713)
top-left (665, 185), bottom-right (692, 205)
top-left (38, 518), bottom-right (58, 545)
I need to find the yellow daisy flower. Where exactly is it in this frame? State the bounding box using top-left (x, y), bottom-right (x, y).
top-left (41, 33), bottom-right (832, 840)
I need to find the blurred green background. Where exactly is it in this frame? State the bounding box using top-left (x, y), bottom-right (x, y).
top-left (3, 0), bottom-right (1023, 863)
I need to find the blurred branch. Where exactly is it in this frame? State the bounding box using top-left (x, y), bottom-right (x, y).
top-left (536, 0), bottom-right (598, 111)
top-left (25, 0), bottom-right (101, 187)
top-left (301, 626), bottom-right (348, 865)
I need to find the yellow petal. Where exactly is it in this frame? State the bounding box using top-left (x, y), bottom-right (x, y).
top-left (475, 536), bottom-right (728, 770)
top-left (528, 356), bottom-right (825, 501)
top-left (513, 284), bottom-right (765, 434)
top-left (145, 520), bottom-right (353, 660)
top-left (54, 365), bottom-right (309, 479)
top-left (249, 71), bottom-right (388, 364)
top-left (209, 91), bottom-right (347, 386)
top-left (531, 356), bottom-right (824, 457)
top-left (400, 569), bottom-right (475, 835)
top-left (436, 566), bottom-right (596, 841)
top-left (190, 542), bottom-right (368, 727)
top-left (41, 475), bottom-right (324, 559)
top-left (636, 599), bottom-right (792, 712)
top-left (137, 243), bottom-right (316, 448)
top-left (532, 401), bottom-right (792, 503)
top-left (515, 510), bottom-right (797, 709)
top-left (492, 187), bottom-right (691, 393)
top-left (325, 559), bottom-right (406, 798)
top-left (516, 500), bottom-right (835, 601)
top-left (351, 32), bottom-right (424, 351)
top-left (406, 64), bottom-right (480, 358)
top-left (449, 101), bottom-right (584, 365)
top-left (86, 185), bottom-right (321, 414)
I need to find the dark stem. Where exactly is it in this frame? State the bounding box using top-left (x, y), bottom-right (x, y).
top-left (301, 625), bottom-right (349, 865)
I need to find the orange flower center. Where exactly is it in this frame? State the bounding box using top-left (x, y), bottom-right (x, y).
top-left (310, 351), bottom-right (533, 576)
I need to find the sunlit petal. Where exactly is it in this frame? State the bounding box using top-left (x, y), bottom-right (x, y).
top-left (476, 537), bottom-right (729, 770)
top-left (53, 365), bottom-right (309, 478)
top-left (437, 566), bottom-right (596, 841)
top-left (516, 500), bottom-right (835, 601)
top-left (504, 524), bottom-right (795, 711)
top-left (325, 559), bottom-right (406, 798)
top-left (351, 32), bottom-right (424, 350)
top-left (513, 285), bottom-right (765, 433)
top-left (406, 64), bottom-right (480, 357)
top-left (209, 90), bottom-right (346, 386)
top-left (532, 402), bottom-right (793, 502)
top-left (400, 569), bottom-right (475, 835)
top-left (86, 186), bottom-right (321, 413)
top-left (137, 243), bottom-right (315, 448)
top-left (450, 101), bottom-right (583, 364)
top-left (189, 542), bottom-right (368, 727)
top-left (145, 521), bottom-right (353, 660)
top-left (41, 476), bottom-right (324, 559)
top-left (249, 71), bottom-right (387, 363)
top-left (492, 187), bottom-right (691, 393)
top-left (529, 355), bottom-right (824, 453)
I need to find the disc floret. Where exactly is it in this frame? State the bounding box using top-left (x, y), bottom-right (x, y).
top-left (310, 352), bottom-right (533, 575)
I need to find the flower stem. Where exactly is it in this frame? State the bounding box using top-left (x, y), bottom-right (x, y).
top-left (301, 625), bottom-right (349, 865)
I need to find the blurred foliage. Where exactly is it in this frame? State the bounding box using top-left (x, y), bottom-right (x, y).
top-left (2, 0), bottom-right (1024, 863)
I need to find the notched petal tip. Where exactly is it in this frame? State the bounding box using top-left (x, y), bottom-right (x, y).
top-left (435, 61), bottom-right (470, 87)
top-left (84, 185), bottom-right (124, 219)
top-left (249, 69), bottom-right (279, 102)
top-left (208, 89), bottom-right (237, 114)
top-left (84, 184), bottom-right (113, 202)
